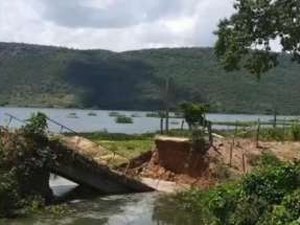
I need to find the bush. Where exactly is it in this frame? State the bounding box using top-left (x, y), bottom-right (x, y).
top-left (0, 170), bottom-right (20, 217)
top-left (0, 113), bottom-right (56, 218)
top-left (115, 115), bottom-right (133, 124)
top-left (282, 189), bottom-right (300, 219)
top-left (265, 128), bottom-right (286, 141)
top-left (176, 162), bottom-right (300, 225)
top-left (243, 164), bottom-right (299, 204)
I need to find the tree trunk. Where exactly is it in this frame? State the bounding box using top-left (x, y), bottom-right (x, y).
top-left (165, 108), bottom-right (169, 133)
top-left (160, 117), bottom-right (164, 134)
top-left (164, 77), bottom-right (170, 133)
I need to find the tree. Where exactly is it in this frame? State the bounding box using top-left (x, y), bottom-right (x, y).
top-left (180, 103), bottom-right (211, 154)
top-left (180, 103), bottom-right (208, 130)
top-left (215, 0), bottom-right (300, 77)
top-left (142, 76), bottom-right (177, 133)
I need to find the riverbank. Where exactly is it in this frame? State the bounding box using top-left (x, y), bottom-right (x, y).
top-left (78, 129), bottom-right (300, 190)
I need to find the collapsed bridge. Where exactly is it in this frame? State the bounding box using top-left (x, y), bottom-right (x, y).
top-left (49, 135), bottom-right (154, 194)
top-left (4, 113), bottom-right (154, 195)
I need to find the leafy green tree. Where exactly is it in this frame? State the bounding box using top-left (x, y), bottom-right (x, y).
top-left (24, 112), bottom-right (48, 136)
top-left (215, 0), bottom-right (300, 76)
top-left (180, 103), bottom-right (211, 153)
top-left (180, 103), bottom-right (208, 130)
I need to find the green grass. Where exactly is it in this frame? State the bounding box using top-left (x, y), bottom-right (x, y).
top-left (217, 125), bottom-right (300, 142)
top-left (81, 132), bottom-right (154, 159)
top-left (98, 139), bottom-right (153, 159)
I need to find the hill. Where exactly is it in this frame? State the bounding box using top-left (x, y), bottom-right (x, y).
top-left (1, 42), bottom-right (300, 114)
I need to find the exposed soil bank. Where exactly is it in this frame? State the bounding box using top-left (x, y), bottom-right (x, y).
top-left (123, 136), bottom-right (300, 189)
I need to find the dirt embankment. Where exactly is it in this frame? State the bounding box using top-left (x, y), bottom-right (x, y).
top-left (124, 136), bottom-right (300, 189)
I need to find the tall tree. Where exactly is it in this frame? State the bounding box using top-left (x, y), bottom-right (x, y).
top-left (215, 0), bottom-right (300, 77)
top-left (142, 76), bottom-right (176, 133)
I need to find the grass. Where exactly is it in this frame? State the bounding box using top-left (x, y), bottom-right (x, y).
top-left (98, 139), bottom-right (154, 159)
top-left (217, 125), bottom-right (300, 142)
top-left (81, 132), bottom-right (154, 160)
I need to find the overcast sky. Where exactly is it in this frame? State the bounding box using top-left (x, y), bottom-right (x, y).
top-left (0, 0), bottom-right (235, 52)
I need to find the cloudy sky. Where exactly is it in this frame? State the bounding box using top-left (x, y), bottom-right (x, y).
top-left (0, 0), bottom-right (235, 52)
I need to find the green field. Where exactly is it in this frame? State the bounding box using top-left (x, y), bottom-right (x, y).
top-left (82, 133), bottom-right (154, 160)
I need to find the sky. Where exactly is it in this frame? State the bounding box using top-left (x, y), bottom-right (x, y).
top-left (0, 0), bottom-right (235, 52)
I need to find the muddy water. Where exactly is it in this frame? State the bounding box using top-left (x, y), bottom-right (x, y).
top-left (1, 177), bottom-right (199, 225)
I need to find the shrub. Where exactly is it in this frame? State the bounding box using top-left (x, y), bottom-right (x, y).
top-left (0, 113), bottom-right (56, 218)
top-left (0, 170), bottom-right (20, 217)
top-left (115, 115), bottom-right (133, 124)
top-left (282, 189), bottom-right (300, 219)
top-left (243, 164), bottom-right (299, 204)
top-left (175, 162), bottom-right (300, 225)
top-left (265, 128), bottom-right (286, 141)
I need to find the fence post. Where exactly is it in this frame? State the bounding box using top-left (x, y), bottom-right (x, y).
top-left (229, 141), bottom-right (233, 167)
top-left (256, 119), bottom-right (261, 148)
top-left (208, 121), bottom-right (213, 147)
top-left (242, 154), bottom-right (246, 173)
top-left (229, 121), bottom-right (239, 167)
top-left (273, 109), bottom-right (277, 128)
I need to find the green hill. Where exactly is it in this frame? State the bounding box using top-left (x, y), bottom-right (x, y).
top-left (1, 42), bottom-right (300, 114)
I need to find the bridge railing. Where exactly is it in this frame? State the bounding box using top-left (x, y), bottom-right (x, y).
top-left (3, 113), bottom-right (133, 176)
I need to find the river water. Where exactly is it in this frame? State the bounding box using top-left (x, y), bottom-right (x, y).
top-left (3, 185), bottom-right (198, 225)
top-left (0, 107), bottom-right (298, 134)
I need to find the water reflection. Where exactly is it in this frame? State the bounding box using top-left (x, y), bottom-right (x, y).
top-left (152, 195), bottom-right (200, 225)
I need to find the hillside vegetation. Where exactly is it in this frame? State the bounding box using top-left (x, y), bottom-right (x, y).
top-left (1, 42), bottom-right (300, 114)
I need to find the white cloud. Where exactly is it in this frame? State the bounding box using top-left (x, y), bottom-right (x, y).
top-left (0, 0), bottom-right (235, 51)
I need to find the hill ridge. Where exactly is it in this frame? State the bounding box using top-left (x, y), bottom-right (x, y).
top-left (1, 42), bottom-right (300, 114)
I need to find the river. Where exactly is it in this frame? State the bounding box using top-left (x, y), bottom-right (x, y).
top-left (2, 177), bottom-right (199, 225)
top-left (1, 107), bottom-right (298, 134)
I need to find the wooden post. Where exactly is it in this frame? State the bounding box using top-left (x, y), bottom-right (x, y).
top-left (242, 154), bottom-right (246, 173)
top-left (208, 121), bottom-right (213, 147)
top-left (229, 136), bottom-right (234, 167)
top-left (229, 121), bottom-right (239, 167)
top-left (273, 109), bottom-right (277, 128)
top-left (256, 119), bottom-right (261, 148)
